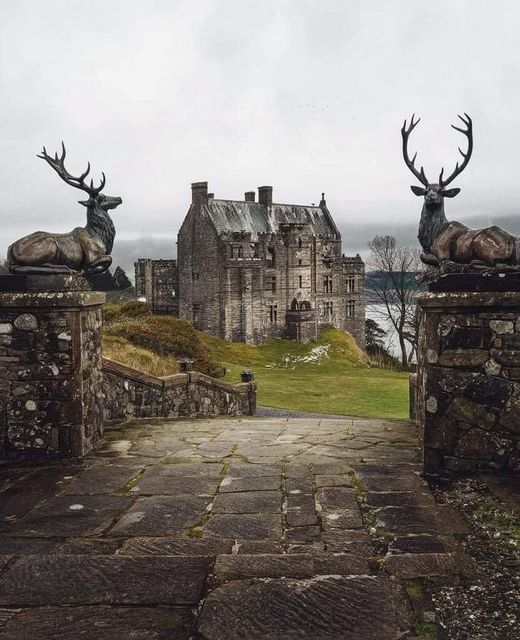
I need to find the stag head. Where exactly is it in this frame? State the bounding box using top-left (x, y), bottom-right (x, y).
top-left (401, 113), bottom-right (473, 207)
top-left (37, 142), bottom-right (122, 212)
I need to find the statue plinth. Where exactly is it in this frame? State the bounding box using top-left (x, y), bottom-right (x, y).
top-left (427, 272), bottom-right (520, 293)
top-left (0, 278), bottom-right (106, 460)
top-left (415, 290), bottom-right (520, 477)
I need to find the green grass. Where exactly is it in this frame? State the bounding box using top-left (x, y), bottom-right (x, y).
top-left (200, 327), bottom-right (409, 419)
top-left (102, 303), bottom-right (409, 420)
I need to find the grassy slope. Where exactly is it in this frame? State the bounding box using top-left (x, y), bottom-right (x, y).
top-left (102, 303), bottom-right (409, 419)
top-left (201, 327), bottom-right (409, 419)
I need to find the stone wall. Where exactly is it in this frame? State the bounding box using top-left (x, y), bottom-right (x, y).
top-left (417, 292), bottom-right (520, 476)
top-left (0, 290), bottom-right (105, 460)
top-left (102, 358), bottom-right (256, 422)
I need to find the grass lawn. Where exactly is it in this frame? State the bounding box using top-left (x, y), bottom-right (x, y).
top-left (103, 304), bottom-right (410, 420)
top-left (201, 328), bottom-right (409, 419)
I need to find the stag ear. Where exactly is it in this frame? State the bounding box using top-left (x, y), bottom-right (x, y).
top-left (78, 200), bottom-right (89, 207)
top-left (442, 188), bottom-right (461, 198)
top-left (410, 185), bottom-right (426, 196)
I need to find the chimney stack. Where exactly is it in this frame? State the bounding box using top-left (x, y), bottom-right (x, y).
top-left (207, 193), bottom-right (214, 199)
top-left (258, 186), bottom-right (273, 207)
top-left (319, 192), bottom-right (326, 208)
top-left (191, 181), bottom-right (208, 206)
top-left (244, 191), bottom-right (255, 202)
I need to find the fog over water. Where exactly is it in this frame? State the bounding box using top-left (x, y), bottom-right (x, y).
top-left (1, 1), bottom-right (520, 273)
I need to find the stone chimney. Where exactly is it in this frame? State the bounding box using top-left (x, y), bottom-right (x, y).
top-left (207, 193), bottom-right (214, 199)
top-left (191, 181), bottom-right (208, 206)
top-left (245, 191), bottom-right (255, 202)
top-left (258, 186), bottom-right (273, 207)
top-left (319, 192), bottom-right (326, 208)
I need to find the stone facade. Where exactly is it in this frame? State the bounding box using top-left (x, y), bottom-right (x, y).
top-left (135, 258), bottom-right (179, 315)
top-left (416, 291), bottom-right (520, 476)
top-left (0, 288), bottom-right (105, 460)
top-left (137, 183), bottom-right (365, 347)
top-left (103, 358), bottom-right (256, 421)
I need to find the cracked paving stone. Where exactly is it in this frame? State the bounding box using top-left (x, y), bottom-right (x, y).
top-left (374, 506), bottom-right (446, 535)
top-left (321, 509), bottom-right (364, 529)
top-left (388, 534), bottom-right (458, 555)
top-left (212, 491), bottom-right (281, 514)
top-left (284, 526), bottom-right (321, 543)
top-left (203, 514), bottom-right (282, 540)
top-left (213, 553), bottom-right (368, 582)
top-left (0, 605), bottom-right (196, 640)
top-left (0, 555), bottom-right (210, 606)
top-left (198, 575), bottom-right (411, 640)
top-left (52, 538), bottom-right (122, 555)
top-left (219, 476), bottom-right (281, 492)
top-left (5, 496), bottom-right (133, 537)
top-left (109, 495), bottom-right (211, 536)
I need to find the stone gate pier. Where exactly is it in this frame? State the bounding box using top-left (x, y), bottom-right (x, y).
top-left (416, 290), bottom-right (520, 476)
top-left (0, 275), bottom-right (105, 460)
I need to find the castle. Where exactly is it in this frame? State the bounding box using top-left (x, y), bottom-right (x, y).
top-left (135, 182), bottom-right (365, 347)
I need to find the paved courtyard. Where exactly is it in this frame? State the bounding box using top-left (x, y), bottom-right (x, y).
top-left (0, 416), bottom-right (472, 639)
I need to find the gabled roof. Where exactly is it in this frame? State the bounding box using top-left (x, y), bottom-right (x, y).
top-left (203, 200), bottom-right (339, 238)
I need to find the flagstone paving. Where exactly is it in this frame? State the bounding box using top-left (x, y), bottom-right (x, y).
top-left (0, 417), bottom-right (474, 639)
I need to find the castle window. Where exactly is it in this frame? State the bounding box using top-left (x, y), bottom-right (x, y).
top-left (298, 237), bottom-right (302, 249)
top-left (346, 276), bottom-right (355, 293)
top-left (193, 303), bottom-right (201, 327)
top-left (267, 247), bottom-right (275, 265)
top-left (299, 275), bottom-right (303, 288)
top-left (269, 304), bottom-right (278, 323)
top-left (192, 272), bottom-right (199, 281)
top-left (238, 246), bottom-right (243, 258)
top-left (323, 276), bottom-right (333, 294)
top-left (324, 301), bottom-right (333, 320)
top-left (298, 258), bottom-right (302, 266)
top-left (346, 300), bottom-right (355, 317)
top-left (271, 276), bottom-right (276, 293)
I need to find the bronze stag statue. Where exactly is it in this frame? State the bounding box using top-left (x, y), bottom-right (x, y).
top-left (402, 114), bottom-right (520, 275)
top-left (8, 143), bottom-right (122, 274)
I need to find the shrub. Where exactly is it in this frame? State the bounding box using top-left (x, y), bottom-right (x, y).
top-left (103, 300), bottom-right (151, 323)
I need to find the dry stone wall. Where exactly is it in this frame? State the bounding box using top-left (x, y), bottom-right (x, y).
top-left (102, 358), bottom-right (256, 422)
top-left (417, 292), bottom-right (520, 475)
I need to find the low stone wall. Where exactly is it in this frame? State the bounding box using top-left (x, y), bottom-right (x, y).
top-left (417, 291), bottom-right (520, 476)
top-left (102, 358), bottom-right (256, 422)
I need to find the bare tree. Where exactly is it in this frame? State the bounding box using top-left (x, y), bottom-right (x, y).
top-left (367, 235), bottom-right (421, 370)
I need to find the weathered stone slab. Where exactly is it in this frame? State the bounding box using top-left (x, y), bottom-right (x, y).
top-left (0, 605), bottom-right (195, 639)
top-left (6, 496), bottom-right (132, 537)
top-left (316, 487), bottom-right (359, 510)
top-left (226, 464), bottom-right (281, 477)
top-left (375, 506), bottom-right (445, 534)
top-left (314, 474), bottom-right (352, 488)
top-left (0, 555), bottom-right (210, 606)
top-left (212, 491), bottom-right (281, 514)
top-left (383, 552), bottom-right (473, 579)
top-left (118, 537), bottom-right (234, 556)
top-left (0, 538), bottom-right (59, 555)
top-left (320, 509), bottom-right (364, 530)
top-left (52, 538), bottom-right (122, 555)
top-left (198, 576), bottom-right (410, 640)
top-left (204, 514), bottom-right (282, 540)
top-left (150, 463), bottom-right (223, 477)
top-left (108, 496), bottom-right (211, 536)
top-left (213, 553), bottom-right (367, 582)
top-left (388, 535), bottom-right (458, 555)
top-left (364, 491), bottom-right (436, 508)
top-left (284, 526), bottom-right (321, 543)
top-left (219, 476), bottom-right (281, 492)
top-left (135, 470), bottom-right (219, 496)
top-left (61, 463), bottom-right (144, 495)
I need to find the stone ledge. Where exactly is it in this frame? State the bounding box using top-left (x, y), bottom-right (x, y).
top-left (418, 291), bottom-right (520, 309)
top-left (0, 291), bottom-right (106, 308)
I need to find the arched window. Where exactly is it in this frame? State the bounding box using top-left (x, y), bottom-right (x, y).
top-left (291, 298), bottom-right (299, 311)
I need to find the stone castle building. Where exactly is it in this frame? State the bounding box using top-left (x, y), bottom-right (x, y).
top-left (136, 182), bottom-right (365, 347)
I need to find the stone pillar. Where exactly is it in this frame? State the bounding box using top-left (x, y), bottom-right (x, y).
top-left (0, 275), bottom-right (105, 460)
top-left (417, 291), bottom-right (520, 477)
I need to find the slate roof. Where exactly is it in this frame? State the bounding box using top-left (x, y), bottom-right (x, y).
top-left (203, 200), bottom-right (339, 238)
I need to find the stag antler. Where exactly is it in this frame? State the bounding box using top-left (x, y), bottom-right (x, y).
top-left (401, 114), bottom-right (429, 187)
top-left (37, 142), bottom-right (106, 196)
top-left (439, 113), bottom-right (473, 187)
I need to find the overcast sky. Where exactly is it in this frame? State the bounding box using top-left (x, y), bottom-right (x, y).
top-left (1, 0), bottom-right (520, 267)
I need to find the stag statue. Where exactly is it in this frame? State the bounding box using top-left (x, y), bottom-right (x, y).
top-left (402, 114), bottom-right (520, 275)
top-left (8, 143), bottom-right (122, 275)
